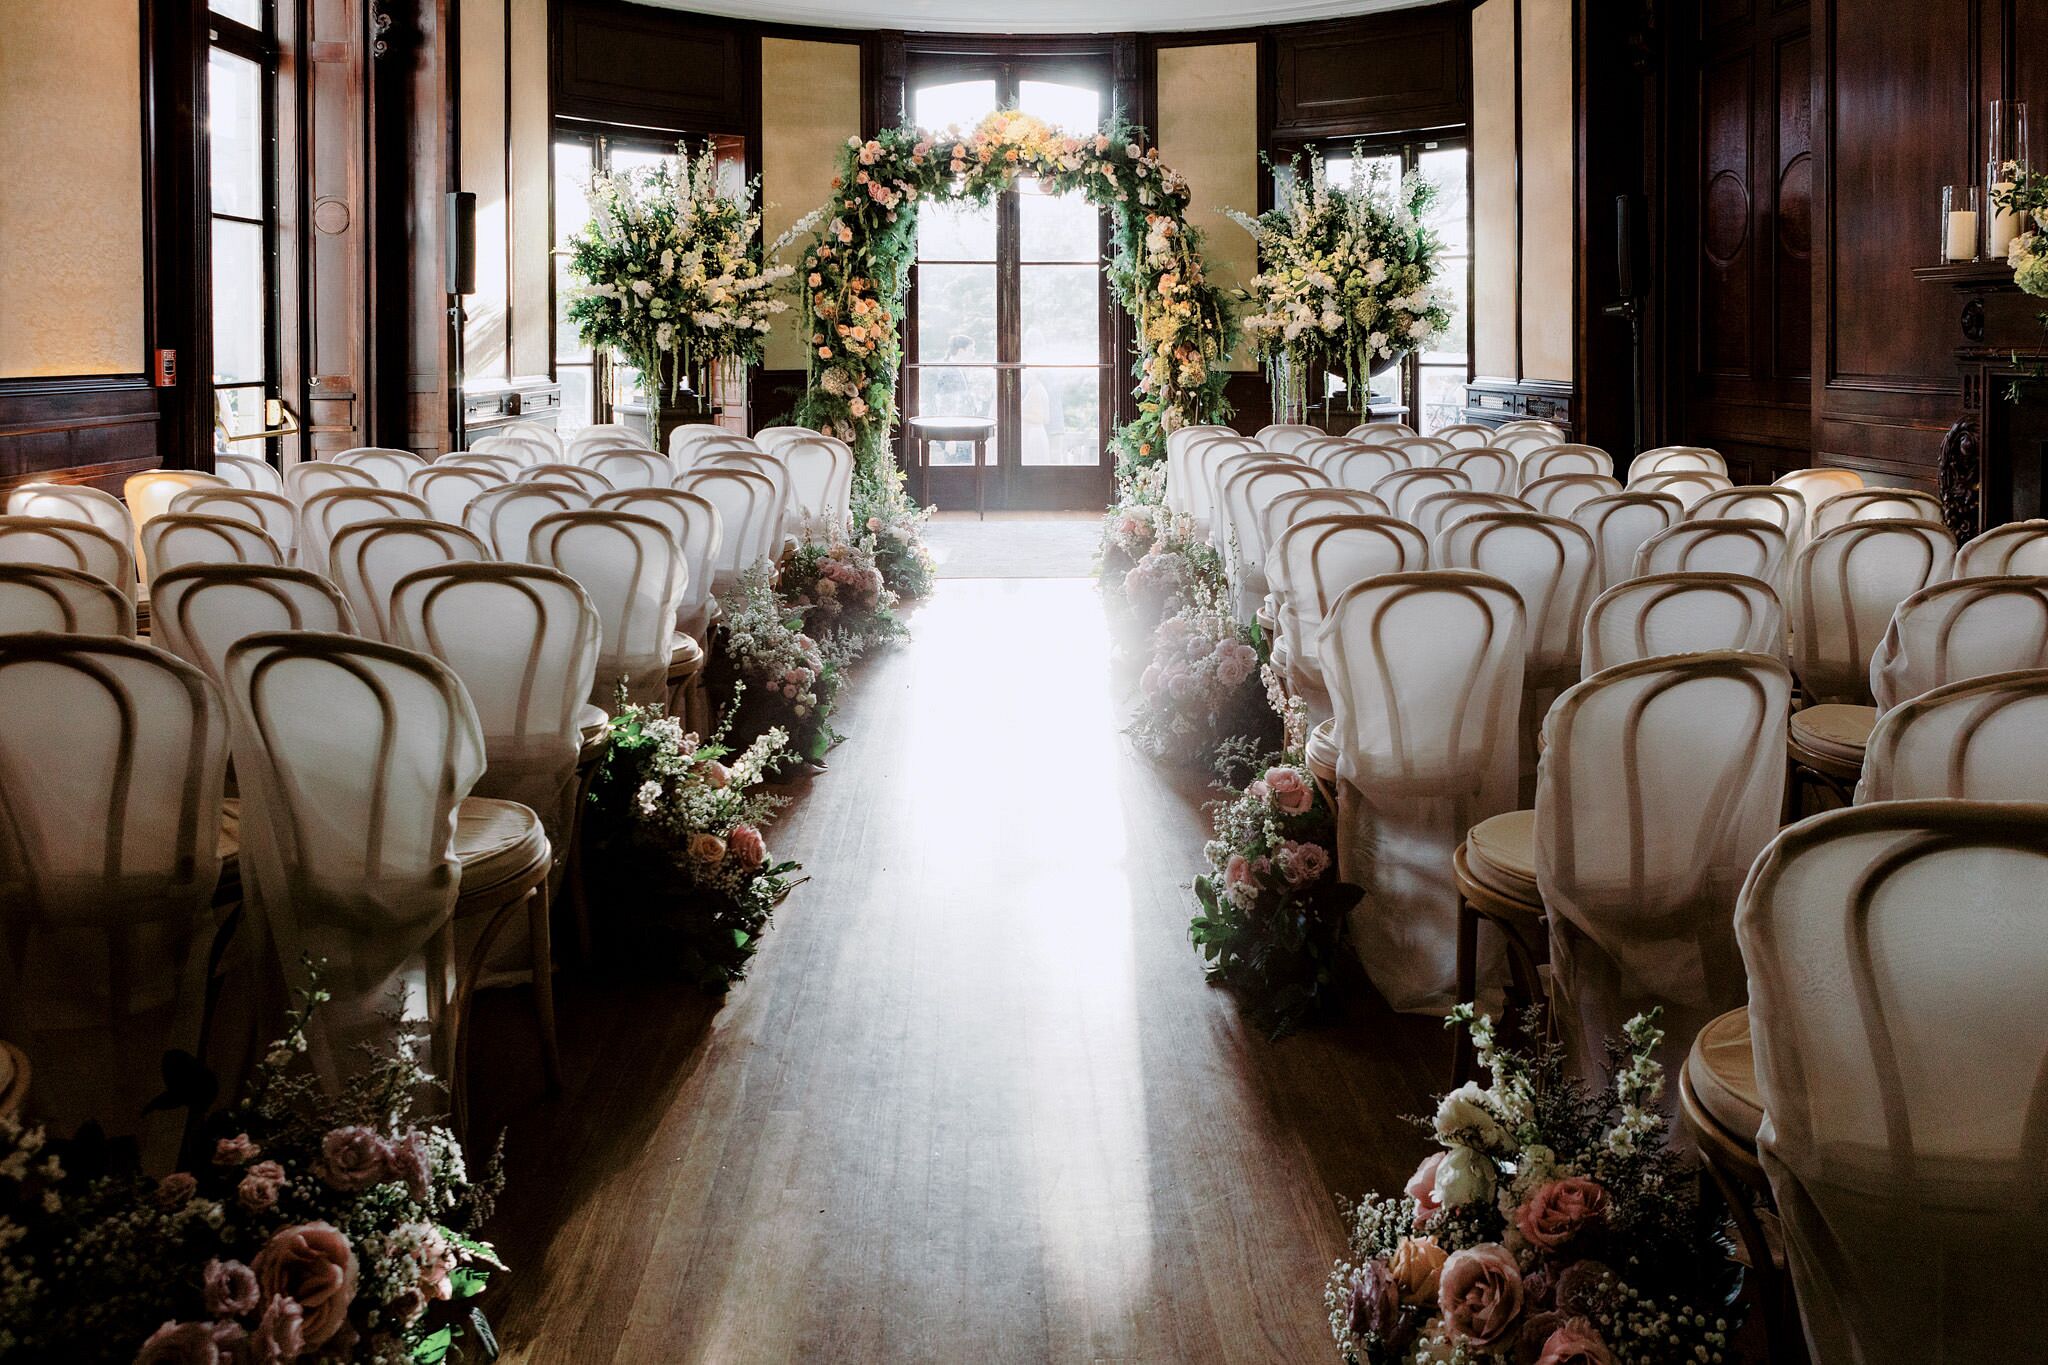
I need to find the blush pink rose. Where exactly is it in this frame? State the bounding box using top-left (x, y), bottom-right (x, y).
top-left (1284, 841), bottom-right (1330, 885)
top-left (213, 1134), bottom-right (260, 1166)
top-left (387, 1130), bottom-right (432, 1203)
top-left (1405, 1152), bottom-right (1445, 1225)
top-left (203, 1258), bottom-right (261, 1318)
top-left (1438, 1243), bottom-right (1525, 1347)
top-left (134, 1320), bottom-right (245, 1365)
top-left (1263, 766), bottom-right (1313, 815)
top-left (1534, 1318), bottom-right (1616, 1365)
top-left (1515, 1176), bottom-right (1610, 1252)
top-left (1224, 854), bottom-right (1254, 889)
top-left (237, 1161), bottom-right (286, 1214)
top-left (316, 1125), bottom-right (392, 1193)
top-left (249, 1295), bottom-right (305, 1364)
top-left (727, 824), bottom-right (767, 872)
top-left (251, 1222), bottom-right (359, 1350)
top-left (155, 1172), bottom-right (198, 1208)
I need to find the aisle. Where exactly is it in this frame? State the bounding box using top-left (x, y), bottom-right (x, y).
top-left (476, 576), bottom-right (1445, 1364)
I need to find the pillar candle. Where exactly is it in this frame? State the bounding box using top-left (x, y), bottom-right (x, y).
top-left (1947, 210), bottom-right (1980, 261)
top-left (1992, 183), bottom-right (2021, 256)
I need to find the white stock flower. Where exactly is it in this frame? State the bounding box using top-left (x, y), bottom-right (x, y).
top-left (1433, 1081), bottom-right (1507, 1148)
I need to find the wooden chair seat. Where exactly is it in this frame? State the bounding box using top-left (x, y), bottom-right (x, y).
top-left (1686, 1005), bottom-right (1763, 1144)
top-left (1451, 830), bottom-right (1547, 1084)
top-left (1464, 808), bottom-right (1539, 902)
top-left (452, 797), bottom-right (550, 900)
top-left (1788, 703), bottom-right (1876, 767)
top-left (577, 702), bottom-right (611, 763)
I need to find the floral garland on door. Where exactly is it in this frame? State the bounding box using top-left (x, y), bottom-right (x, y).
top-left (789, 109), bottom-right (1238, 508)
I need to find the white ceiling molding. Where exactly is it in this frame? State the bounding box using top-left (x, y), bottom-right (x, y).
top-left (631, 0), bottom-right (1425, 36)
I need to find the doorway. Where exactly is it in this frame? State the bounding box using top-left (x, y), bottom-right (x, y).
top-left (905, 66), bottom-right (1115, 512)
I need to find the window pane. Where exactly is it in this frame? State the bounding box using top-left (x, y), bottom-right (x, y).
top-left (917, 196), bottom-right (995, 261)
top-left (1419, 366), bottom-right (1469, 435)
top-left (913, 367), bottom-right (996, 465)
top-left (1419, 147), bottom-right (1470, 255)
top-left (914, 79), bottom-right (997, 132)
top-left (554, 138), bottom-right (593, 247)
top-left (214, 385), bottom-right (265, 441)
top-left (1019, 184), bottom-right (1098, 262)
top-left (208, 49), bottom-right (263, 219)
top-left (1017, 80), bottom-right (1100, 135)
top-left (610, 145), bottom-right (677, 180)
top-left (1421, 256), bottom-right (1469, 366)
top-left (211, 218), bottom-right (266, 383)
top-left (210, 0), bottom-right (261, 25)
top-left (558, 365), bottom-right (594, 432)
top-left (555, 256), bottom-right (590, 359)
top-left (1020, 368), bottom-right (1100, 466)
top-left (915, 264), bottom-right (996, 362)
top-left (1020, 265), bottom-right (1098, 364)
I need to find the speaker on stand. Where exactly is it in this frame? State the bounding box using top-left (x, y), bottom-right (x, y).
top-left (1602, 194), bottom-right (1646, 457)
top-left (446, 191), bottom-right (477, 450)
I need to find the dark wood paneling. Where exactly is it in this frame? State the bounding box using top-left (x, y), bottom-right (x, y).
top-left (0, 377), bottom-right (162, 494)
top-left (553, 0), bottom-right (751, 135)
top-left (1269, 5), bottom-right (1471, 141)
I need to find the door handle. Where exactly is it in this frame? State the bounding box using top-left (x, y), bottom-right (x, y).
top-left (220, 396), bottom-right (300, 442)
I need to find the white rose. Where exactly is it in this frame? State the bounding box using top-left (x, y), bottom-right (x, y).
top-left (1432, 1144), bottom-right (1497, 1209)
top-left (1433, 1081), bottom-right (1506, 1148)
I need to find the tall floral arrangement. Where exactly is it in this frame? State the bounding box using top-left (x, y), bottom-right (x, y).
top-left (1324, 1009), bottom-right (1739, 1365)
top-left (564, 141), bottom-right (813, 432)
top-left (0, 973), bottom-right (502, 1364)
top-left (1229, 146), bottom-right (1451, 420)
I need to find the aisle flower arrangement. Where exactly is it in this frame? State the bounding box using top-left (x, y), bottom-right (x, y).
top-left (0, 975), bottom-right (503, 1365)
top-left (1228, 145), bottom-right (1452, 418)
top-left (1099, 505), bottom-right (1229, 652)
top-left (1129, 588), bottom-right (1282, 768)
top-left (564, 140), bottom-right (812, 430)
top-left (853, 482), bottom-right (937, 601)
top-left (706, 565), bottom-right (847, 764)
top-left (1324, 1009), bottom-right (1740, 1365)
top-left (586, 702), bottom-right (802, 991)
top-left (781, 530), bottom-right (903, 651)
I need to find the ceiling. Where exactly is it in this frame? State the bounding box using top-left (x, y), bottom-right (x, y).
top-left (634, 0), bottom-right (1422, 35)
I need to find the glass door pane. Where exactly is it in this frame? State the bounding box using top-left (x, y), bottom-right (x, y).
top-left (1017, 80), bottom-right (1100, 134)
top-left (206, 13), bottom-right (275, 457)
top-left (208, 50), bottom-right (264, 217)
top-left (553, 136), bottom-right (596, 428)
top-left (914, 79), bottom-right (998, 131)
top-left (1417, 146), bottom-right (1471, 434)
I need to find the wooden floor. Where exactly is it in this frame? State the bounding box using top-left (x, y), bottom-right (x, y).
top-left (471, 577), bottom-right (1446, 1364)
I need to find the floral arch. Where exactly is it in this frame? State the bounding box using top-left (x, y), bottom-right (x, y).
top-left (789, 110), bottom-right (1238, 508)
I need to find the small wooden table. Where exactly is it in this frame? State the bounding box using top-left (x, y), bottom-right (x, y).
top-left (908, 416), bottom-right (997, 520)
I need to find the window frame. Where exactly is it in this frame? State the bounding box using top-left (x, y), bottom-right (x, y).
top-left (204, 1), bottom-right (283, 463)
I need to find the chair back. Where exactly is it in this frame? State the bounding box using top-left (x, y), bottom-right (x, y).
top-left (1292, 435), bottom-right (1357, 465)
top-left (1491, 427), bottom-right (1564, 461)
top-left (0, 515), bottom-right (134, 599)
top-left (151, 564), bottom-right (355, 686)
top-left (1411, 490), bottom-right (1529, 547)
top-left (694, 449), bottom-right (793, 534)
top-left (514, 462), bottom-right (614, 497)
top-left (470, 429), bottom-right (554, 466)
top-left (1385, 434), bottom-right (1455, 468)
top-left (1634, 517), bottom-right (1791, 590)
top-left (214, 453), bottom-right (286, 495)
top-left (1812, 486), bottom-right (1946, 536)
top-left (139, 512), bottom-right (284, 585)
top-left (1790, 519), bottom-right (1957, 703)
top-left (1372, 466), bottom-right (1472, 522)
top-left (0, 564), bottom-right (134, 636)
top-left (1627, 445), bottom-right (1727, 482)
top-left (5, 485), bottom-right (136, 569)
top-left (1632, 468), bottom-right (1734, 509)
top-left (1346, 420), bottom-right (1417, 440)
top-left (1734, 799), bottom-right (2048, 1365)
top-left (436, 452), bottom-right (522, 481)
top-left (669, 427), bottom-right (761, 473)
top-left (1317, 442), bottom-right (1411, 491)
top-left (1568, 491), bottom-right (1683, 590)
top-left (1687, 485), bottom-right (1807, 548)
top-left (1165, 423), bottom-right (1237, 461)
top-left (168, 486), bottom-right (298, 563)
top-left (1773, 465), bottom-right (1868, 519)
top-left (1868, 574), bottom-right (2048, 712)
top-left (1496, 418), bottom-right (1567, 440)
top-left (750, 424), bottom-right (816, 453)
top-left (527, 509), bottom-right (688, 707)
top-left (1434, 512), bottom-right (1597, 685)
top-left (581, 448), bottom-right (673, 492)
top-left (1254, 423), bottom-right (1325, 454)
top-left (464, 482), bottom-right (593, 561)
top-left (1522, 444), bottom-right (1614, 482)
top-left (327, 518), bottom-right (489, 641)
top-left (1218, 461), bottom-right (1330, 611)
top-left (567, 422), bottom-right (655, 458)
top-left (675, 465), bottom-right (781, 592)
top-left (1434, 423), bottom-right (1496, 450)
top-left (1539, 650), bottom-right (1790, 1088)
top-left (1270, 515), bottom-right (1429, 683)
top-left (407, 463), bottom-right (502, 527)
top-left (333, 446), bottom-right (428, 491)
top-left (1859, 670), bottom-right (2048, 801)
top-left (780, 434), bottom-right (856, 530)
top-left (1517, 472), bottom-right (1621, 519)
top-left (124, 471), bottom-right (228, 581)
top-left (282, 459), bottom-right (377, 506)
top-left (1179, 434), bottom-right (1261, 531)
top-left (1439, 446), bottom-right (1520, 495)
top-left (594, 488), bottom-right (724, 637)
top-left (1580, 571), bottom-right (1785, 673)
top-left (299, 487), bottom-right (431, 578)
top-left (1258, 487), bottom-right (1389, 563)
top-left (1953, 517), bottom-right (2048, 576)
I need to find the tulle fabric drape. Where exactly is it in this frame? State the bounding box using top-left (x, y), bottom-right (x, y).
top-left (1858, 669), bottom-right (2048, 802)
top-left (1579, 572), bottom-right (1785, 674)
top-left (1790, 520), bottom-right (1956, 703)
top-left (1867, 575), bottom-right (2048, 712)
top-left (529, 510), bottom-right (687, 709)
top-left (1269, 515), bottom-right (1428, 721)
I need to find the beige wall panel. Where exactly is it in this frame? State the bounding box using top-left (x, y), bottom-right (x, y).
top-left (0, 0), bottom-right (146, 376)
top-left (459, 0), bottom-right (510, 381)
top-left (1157, 43), bottom-right (1260, 371)
top-left (1470, 0), bottom-right (1518, 380)
top-left (1519, 0), bottom-right (1574, 382)
top-left (760, 38), bottom-right (861, 372)
top-left (507, 0), bottom-right (552, 378)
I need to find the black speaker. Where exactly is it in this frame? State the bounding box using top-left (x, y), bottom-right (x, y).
top-left (446, 191), bottom-right (476, 296)
top-left (1614, 193), bottom-right (1637, 300)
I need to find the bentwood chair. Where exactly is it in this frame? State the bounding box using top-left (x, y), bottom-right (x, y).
top-left (1773, 466), bottom-right (1865, 532)
top-left (1411, 490), bottom-right (1530, 548)
top-left (780, 434), bottom-right (857, 531)
top-left (1868, 575), bottom-right (2048, 713)
top-left (1434, 423), bottom-right (1497, 450)
top-left (213, 453), bottom-right (286, 496)
top-left (0, 563), bottom-right (136, 636)
top-left (1521, 444), bottom-right (1614, 482)
top-left (5, 483), bottom-right (137, 568)
top-left (516, 462), bottom-right (615, 497)
top-left (1810, 486), bottom-right (1946, 536)
top-left (138, 513), bottom-right (284, 587)
top-left (1317, 442), bottom-right (1411, 493)
top-left (281, 459), bottom-right (377, 507)
top-left (1579, 572), bottom-right (1786, 674)
top-left (1633, 517), bottom-right (1792, 592)
top-left (581, 448), bottom-right (673, 492)
top-left (297, 487), bottom-right (432, 579)
top-left (1518, 472), bottom-right (1622, 520)
top-left (1269, 514), bottom-right (1428, 721)
top-left (1627, 446), bottom-right (1727, 482)
top-left (749, 424), bottom-right (815, 453)
top-left (334, 446), bottom-right (429, 491)
top-left (124, 471), bottom-right (228, 583)
top-left (1632, 469), bottom-right (1735, 511)
top-left (0, 514), bottom-right (135, 602)
top-left (168, 487), bottom-right (299, 566)
top-left (528, 509), bottom-right (690, 710)
top-left (150, 564), bottom-right (356, 688)
top-left (570, 423), bottom-right (656, 459)
top-left (1952, 517), bottom-right (2048, 576)
top-left (1568, 491), bottom-right (1683, 591)
top-left (1372, 466), bottom-right (1472, 522)
top-left (1254, 423), bottom-right (1326, 454)
top-left (1439, 447), bottom-right (1521, 495)
top-left (326, 518), bottom-right (490, 641)
top-left (676, 465), bottom-right (781, 593)
top-left (464, 482), bottom-right (594, 563)
top-left (408, 463), bottom-right (502, 527)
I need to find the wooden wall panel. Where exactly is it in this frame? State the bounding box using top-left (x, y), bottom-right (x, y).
top-left (553, 0), bottom-right (750, 135)
top-left (1270, 6), bottom-right (1471, 141)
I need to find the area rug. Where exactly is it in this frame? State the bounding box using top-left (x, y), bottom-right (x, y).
top-left (922, 512), bottom-right (1102, 579)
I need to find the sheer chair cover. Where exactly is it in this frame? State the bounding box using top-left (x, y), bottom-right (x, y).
top-left (1520, 472), bottom-right (1622, 519)
top-left (298, 487), bottom-right (431, 579)
top-left (693, 450), bottom-right (795, 542)
top-left (437, 452), bottom-right (522, 481)
top-left (1579, 572), bottom-right (1786, 674)
top-left (1258, 487), bottom-right (1390, 567)
top-left (1255, 423), bottom-right (1325, 453)
top-left (1411, 491), bottom-right (1530, 547)
top-left (568, 422), bottom-right (656, 457)
top-left (1293, 435), bottom-right (1358, 465)
top-left (1521, 444), bottom-right (1615, 482)
top-left (1269, 516), bottom-right (1430, 709)
top-left (0, 515), bottom-right (134, 600)
top-left (1789, 519), bottom-right (1957, 702)
top-left (282, 459), bottom-right (377, 506)
top-left (1315, 570), bottom-right (1527, 1011)
top-left (470, 430), bottom-right (552, 466)
top-left (1626, 446), bottom-right (1727, 482)
top-left (223, 631), bottom-right (486, 1084)
top-left (150, 565), bottom-right (356, 686)
top-left (1859, 669), bottom-right (2048, 802)
top-left (1317, 443), bottom-right (1412, 491)
top-left (390, 563), bottom-right (598, 859)
top-left (675, 466), bottom-right (780, 592)
top-left (1633, 517), bottom-right (1791, 590)
top-left (463, 483), bottom-right (593, 562)
top-left (1165, 423), bottom-right (1236, 461)
top-left (333, 447), bottom-right (428, 491)
top-left (1439, 447), bottom-right (1520, 495)
top-left (214, 453), bottom-right (286, 496)
top-left (1630, 469), bottom-right (1734, 510)
top-left (750, 424), bottom-right (816, 453)
top-left (1952, 517), bottom-right (2048, 576)
top-left (124, 472), bottom-right (227, 581)
top-left (1373, 467), bottom-right (1473, 522)
top-left (1492, 428), bottom-right (1566, 462)
top-left (1386, 435), bottom-right (1455, 468)
top-left (1208, 453), bottom-right (1305, 545)
top-left (580, 449), bottom-right (672, 492)
top-left (0, 635), bottom-right (228, 1162)
top-left (1218, 462), bottom-right (1330, 620)
top-left (1435, 423), bottom-right (1496, 450)
top-left (527, 509), bottom-right (688, 708)
top-left (1180, 435), bottom-right (1262, 535)
top-left (1772, 466), bottom-right (1867, 529)
top-left (139, 513), bottom-right (284, 584)
top-left (514, 462), bottom-right (615, 497)
top-left (1867, 574), bottom-right (2048, 711)
top-left (1733, 800), bottom-right (2048, 1364)
top-left (328, 519), bottom-right (490, 641)
top-left (407, 464), bottom-right (501, 527)
top-left (1348, 420), bottom-right (1419, 439)
top-left (0, 564), bottom-right (135, 636)
top-left (593, 488), bottom-right (723, 639)
top-left (1569, 491), bottom-right (1683, 591)
top-left (5, 485), bottom-right (135, 571)
top-left (1496, 419), bottom-right (1567, 440)
top-left (168, 487), bottom-right (299, 565)
top-left (668, 425), bottom-right (759, 472)
top-left (1686, 485), bottom-right (1808, 553)
top-left (1811, 487), bottom-right (1947, 536)
top-left (780, 435), bottom-right (856, 530)
top-left (1538, 651), bottom-right (1790, 1093)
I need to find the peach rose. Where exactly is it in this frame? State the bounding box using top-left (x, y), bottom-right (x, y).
top-left (1437, 1243), bottom-right (1524, 1347)
top-left (690, 833), bottom-right (727, 864)
top-left (1388, 1236), bottom-right (1447, 1302)
top-left (316, 1125), bottom-right (392, 1193)
top-left (727, 824), bottom-right (767, 872)
top-left (1534, 1317), bottom-right (1616, 1365)
top-left (251, 1222), bottom-right (358, 1349)
top-left (1515, 1176), bottom-right (1609, 1252)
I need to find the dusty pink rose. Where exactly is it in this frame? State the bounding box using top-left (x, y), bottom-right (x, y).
top-left (1345, 1258), bottom-right (1403, 1344)
top-left (203, 1258), bottom-right (261, 1318)
top-left (134, 1320), bottom-right (245, 1365)
top-left (387, 1130), bottom-right (432, 1203)
top-left (727, 824), bottom-right (767, 871)
top-left (1283, 840), bottom-right (1330, 885)
top-left (251, 1222), bottom-right (358, 1350)
top-left (1438, 1243), bottom-right (1525, 1347)
top-left (1406, 1152), bottom-right (1445, 1225)
top-left (690, 832), bottom-right (727, 864)
top-left (213, 1134), bottom-right (260, 1166)
top-left (1224, 854), bottom-right (1254, 888)
top-left (1264, 766), bottom-right (1313, 815)
top-left (249, 1295), bottom-right (306, 1364)
top-left (1516, 1176), bottom-right (1610, 1252)
top-left (155, 1172), bottom-right (198, 1208)
top-left (237, 1161), bottom-right (286, 1214)
top-left (1534, 1318), bottom-right (1616, 1365)
top-left (316, 1125), bottom-right (392, 1193)
top-left (702, 761), bottom-right (730, 789)
top-left (1244, 779), bottom-right (1271, 804)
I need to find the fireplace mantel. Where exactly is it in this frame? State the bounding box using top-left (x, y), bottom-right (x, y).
top-left (1914, 262), bottom-right (2048, 540)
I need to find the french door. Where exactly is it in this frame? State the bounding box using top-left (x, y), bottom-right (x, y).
top-left (906, 66), bottom-right (1114, 511)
